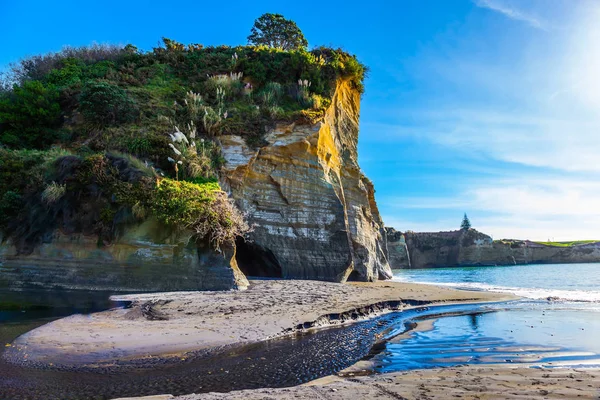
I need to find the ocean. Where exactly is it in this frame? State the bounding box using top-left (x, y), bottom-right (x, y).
top-left (378, 263), bottom-right (600, 371)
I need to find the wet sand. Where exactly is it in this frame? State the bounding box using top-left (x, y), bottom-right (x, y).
top-left (4, 280), bottom-right (514, 367)
top-left (4, 280), bottom-right (597, 399)
top-left (167, 366), bottom-right (600, 400)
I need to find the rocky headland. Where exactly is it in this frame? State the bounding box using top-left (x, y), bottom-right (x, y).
top-left (1, 73), bottom-right (390, 294)
top-left (386, 228), bottom-right (600, 269)
top-left (220, 80), bottom-right (391, 282)
top-left (0, 46), bottom-right (390, 293)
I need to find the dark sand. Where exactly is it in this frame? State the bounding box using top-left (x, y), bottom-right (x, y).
top-left (5, 280), bottom-right (514, 367)
top-left (164, 366), bottom-right (599, 400)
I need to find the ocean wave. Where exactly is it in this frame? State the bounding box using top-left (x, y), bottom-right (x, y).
top-left (392, 276), bottom-right (600, 303)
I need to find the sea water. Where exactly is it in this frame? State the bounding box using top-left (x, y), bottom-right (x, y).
top-left (378, 263), bottom-right (600, 371)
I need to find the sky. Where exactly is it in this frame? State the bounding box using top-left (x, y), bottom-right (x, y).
top-left (1, 0), bottom-right (599, 240)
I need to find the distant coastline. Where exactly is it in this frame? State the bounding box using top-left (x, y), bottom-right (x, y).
top-left (386, 227), bottom-right (600, 269)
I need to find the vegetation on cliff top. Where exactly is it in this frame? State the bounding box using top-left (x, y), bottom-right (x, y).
top-left (247, 13), bottom-right (308, 51)
top-left (533, 240), bottom-right (599, 247)
top-left (0, 29), bottom-right (366, 152)
top-left (460, 213), bottom-right (472, 230)
top-left (491, 239), bottom-right (600, 248)
top-left (0, 14), bottom-right (365, 252)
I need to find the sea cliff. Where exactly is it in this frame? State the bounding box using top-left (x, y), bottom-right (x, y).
top-left (0, 219), bottom-right (247, 292)
top-left (220, 80), bottom-right (391, 282)
top-left (0, 43), bottom-right (391, 290)
top-left (386, 228), bottom-right (600, 269)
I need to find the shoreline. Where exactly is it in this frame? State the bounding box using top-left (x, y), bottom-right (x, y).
top-left (3, 280), bottom-right (515, 369)
top-left (3, 279), bottom-right (599, 399)
top-left (113, 305), bottom-right (600, 400)
top-left (165, 365), bottom-right (600, 400)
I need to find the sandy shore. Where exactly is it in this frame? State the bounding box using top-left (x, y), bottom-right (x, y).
top-left (4, 280), bottom-right (514, 367)
top-left (156, 366), bottom-right (598, 400)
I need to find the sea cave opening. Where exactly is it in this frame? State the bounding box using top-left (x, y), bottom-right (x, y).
top-left (235, 239), bottom-right (283, 278)
top-left (346, 270), bottom-right (363, 282)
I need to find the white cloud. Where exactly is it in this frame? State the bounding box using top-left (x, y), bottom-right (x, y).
top-left (474, 0), bottom-right (547, 29)
top-left (368, 0), bottom-right (600, 173)
top-left (372, 0), bottom-right (600, 241)
top-left (381, 177), bottom-right (600, 241)
top-left (365, 107), bottom-right (600, 173)
top-left (425, 109), bottom-right (600, 173)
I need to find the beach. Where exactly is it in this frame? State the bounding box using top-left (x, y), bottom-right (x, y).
top-left (3, 280), bottom-right (514, 368)
top-left (155, 365), bottom-right (598, 400)
top-left (3, 277), bottom-right (599, 399)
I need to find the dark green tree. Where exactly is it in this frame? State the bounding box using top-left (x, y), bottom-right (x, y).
top-left (247, 13), bottom-right (308, 50)
top-left (79, 81), bottom-right (138, 126)
top-left (460, 213), bottom-right (471, 230)
top-left (0, 80), bottom-right (62, 148)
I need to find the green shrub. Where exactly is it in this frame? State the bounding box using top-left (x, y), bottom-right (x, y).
top-left (8, 44), bottom-right (126, 83)
top-left (151, 178), bottom-right (249, 249)
top-left (124, 135), bottom-right (152, 155)
top-left (0, 191), bottom-right (23, 228)
top-left (0, 148), bottom-right (72, 243)
top-left (0, 80), bottom-right (62, 148)
top-left (258, 82), bottom-right (283, 106)
top-left (85, 60), bottom-right (116, 79)
top-left (0, 148), bottom-right (72, 195)
top-left (106, 151), bottom-right (156, 178)
top-left (203, 73), bottom-right (244, 103)
top-left (79, 81), bottom-right (138, 125)
top-left (151, 179), bottom-right (218, 227)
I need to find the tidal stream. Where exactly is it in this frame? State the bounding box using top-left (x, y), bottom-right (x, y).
top-left (1, 288), bottom-right (599, 400)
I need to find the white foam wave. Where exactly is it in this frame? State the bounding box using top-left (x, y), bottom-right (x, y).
top-left (393, 277), bottom-right (600, 303)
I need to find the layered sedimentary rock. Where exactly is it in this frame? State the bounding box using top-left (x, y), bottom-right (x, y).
top-left (385, 228), bottom-right (411, 268)
top-left (0, 80), bottom-right (391, 289)
top-left (0, 218), bottom-right (248, 292)
top-left (387, 228), bottom-right (600, 269)
top-left (220, 80), bottom-right (392, 282)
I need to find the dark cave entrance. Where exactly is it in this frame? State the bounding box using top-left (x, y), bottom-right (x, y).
top-left (235, 239), bottom-right (283, 278)
top-left (346, 270), bottom-right (363, 282)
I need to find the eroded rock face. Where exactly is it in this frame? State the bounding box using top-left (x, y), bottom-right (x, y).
top-left (385, 228), bottom-right (411, 269)
top-left (389, 229), bottom-right (600, 268)
top-left (220, 80), bottom-right (392, 282)
top-left (0, 218), bottom-right (248, 292)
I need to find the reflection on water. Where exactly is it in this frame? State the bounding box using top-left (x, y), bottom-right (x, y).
top-left (1, 289), bottom-right (412, 400)
top-left (386, 264), bottom-right (600, 371)
top-left (1, 287), bottom-right (599, 399)
top-left (372, 301), bottom-right (600, 372)
top-left (0, 296), bottom-right (503, 400)
top-left (0, 289), bottom-right (119, 324)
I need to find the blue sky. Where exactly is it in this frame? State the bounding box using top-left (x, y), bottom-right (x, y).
top-left (2, 0), bottom-right (599, 240)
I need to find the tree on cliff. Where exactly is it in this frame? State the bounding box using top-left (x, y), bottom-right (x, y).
top-left (247, 13), bottom-right (308, 50)
top-left (461, 213), bottom-right (472, 230)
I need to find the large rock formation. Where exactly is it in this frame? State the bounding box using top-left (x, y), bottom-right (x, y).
top-left (0, 218), bottom-right (248, 292)
top-left (0, 80), bottom-right (391, 289)
top-left (387, 228), bottom-right (600, 269)
top-left (385, 228), bottom-right (411, 268)
top-left (220, 80), bottom-right (392, 282)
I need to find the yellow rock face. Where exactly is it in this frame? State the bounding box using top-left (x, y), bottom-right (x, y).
top-left (220, 80), bottom-right (392, 282)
